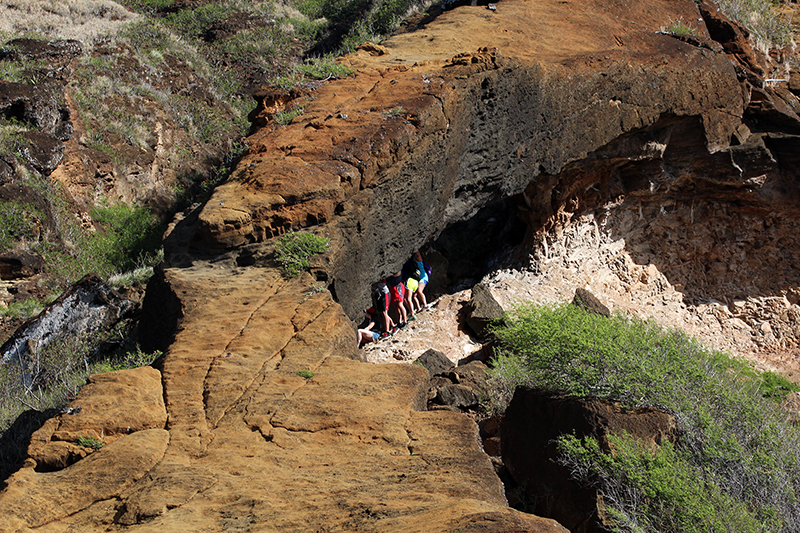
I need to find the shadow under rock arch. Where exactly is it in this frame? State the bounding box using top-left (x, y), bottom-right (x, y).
top-left (527, 113), bottom-right (800, 308)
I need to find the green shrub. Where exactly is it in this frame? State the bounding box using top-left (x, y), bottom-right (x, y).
top-left (0, 200), bottom-right (43, 252)
top-left (0, 298), bottom-right (46, 321)
top-left (76, 436), bottom-right (104, 449)
top-left (489, 303), bottom-right (800, 532)
top-left (296, 0), bottom-right (431, 55)
top-left (296, 56), bottom-right (353, 80)
top-left (297, 369), bottom-right (314, 379)
top-left (274, 103), bottom-right (307, 125)
top-left (89, 202), bottom-right (162, 274)
top-left (556, 433), bottom-right (770, 533)
top-left (116, 0), bottom-right (175, 14)
top-left (273, 230), bottom-right (329, 278)
top-left (661, 18), bottom-right (697, 36)
top-left (0, 117), bottom-right (27, 157)
top-left (760, 371), bottom-right (800, 399)
top-left (383, 106), bottom-right (406, 118)
top-left (717, 0), bottom-right (792, 48)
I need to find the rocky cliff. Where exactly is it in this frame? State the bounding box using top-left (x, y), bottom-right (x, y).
top-left (2, 0), bottom-right (800, 530)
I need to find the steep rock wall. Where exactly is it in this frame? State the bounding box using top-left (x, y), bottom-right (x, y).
top-left (192, 0), bottom-right (752, 316)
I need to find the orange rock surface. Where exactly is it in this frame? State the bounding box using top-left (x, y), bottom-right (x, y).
top-left (3, 0), bottom-right (793, 530)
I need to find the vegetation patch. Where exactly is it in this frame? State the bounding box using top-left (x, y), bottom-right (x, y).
top-left (274, 103), bottom-right (308, 125)
top-left (0, 200), bottom-right (43, 252)
top-left (274, 230), bottom-right (330, 278)
top-left (297, 369), bottom-right (314, 379)
top-left (660, 18), bottom-right (697, 36)
top-left (76, 435), bottom-right (104, 449)
top-left (488, 303), bottom-right (800, 532)
top-left (383, 105), bottom-right (406, 119)
top-left (717, 0), bottom-right (793, 49)
top-left (0, 297), bottom-right (51, 321)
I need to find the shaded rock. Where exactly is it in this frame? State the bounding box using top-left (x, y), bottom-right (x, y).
top-left (572, 287), bottom-right (610, 316)
top-left (465, 282), bottom-right (504, 338)
top-left (0, 158), bottom-right (14, 184)
top-left (26, 440), bottom-right (90, 472)
top-left (18, 130), bottom-right (64, 175)
top-left (0, 274), bottom-right (136, 367)
top-left (435, 383), bottom-right (480, 409)
top-left (0, 38), bottom-right (82, 68)
top-left (0, 252), bottom-right (44, 280)
top-left (502, 387), bottom-right (678, 533)
top-left (416, 347), bottom-right (455, 376)
top-left (429, 360), bottom-right (489, 410)
top-left (0, 81), bottom-right (70, 135)
top-left (202, 12), bottom-right (270, 43)
top-left (453, 360), bottom-right (490, 397)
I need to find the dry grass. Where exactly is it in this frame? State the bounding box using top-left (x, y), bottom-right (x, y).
top-left (0, 0), bottom-right (137, 44)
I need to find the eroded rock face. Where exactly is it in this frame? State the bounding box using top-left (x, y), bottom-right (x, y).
top-left (190, 0), bottom-right (774, 318)
top-left (27, 366), bottom-right (166, 472)
top-left (0, 257), bottom-right (567, 532)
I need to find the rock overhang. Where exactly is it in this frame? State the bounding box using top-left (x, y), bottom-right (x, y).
top-left (191, 0), bottom-right (750, 316)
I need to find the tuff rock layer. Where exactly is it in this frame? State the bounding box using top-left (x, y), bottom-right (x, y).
top-left (3, 0), bottom-right (800, 530)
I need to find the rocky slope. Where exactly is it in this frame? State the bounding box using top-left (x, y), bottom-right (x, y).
top-left (3, 0), bottom-right (800, 531)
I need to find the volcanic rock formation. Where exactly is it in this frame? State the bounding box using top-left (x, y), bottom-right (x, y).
top-left (2, 0), bottom-right (800, 530)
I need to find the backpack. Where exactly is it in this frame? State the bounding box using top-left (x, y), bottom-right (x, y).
top-left (372, 282), bottom-right (389, 311)
top-left (403, 260), bottom-right (421, 281)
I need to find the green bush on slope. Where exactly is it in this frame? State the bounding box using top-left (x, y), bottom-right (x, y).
top-left (274, 230), bottom-right (330, 278)
top-left (488, 303), bottom-right (800, 532)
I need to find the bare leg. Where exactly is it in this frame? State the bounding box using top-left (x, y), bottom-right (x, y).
top-left (394, 300), bottom-right (408, 324)
top-left (404, 289), bottom-right (416, 317)
top-left (381, 310), bottom-right (394, 333)
top-left (416, 281), bottom-right (428, 308)
top-left (357, 329), bottom-right (374, 347)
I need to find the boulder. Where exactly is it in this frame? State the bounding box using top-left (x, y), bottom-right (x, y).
top-left (0, 39), bottom-right (83, 68)
top-left (465, 282), bottom-right (505, 338)
top-left (19, 130), bottom-right (64, 175)
top-left (27, 366), bottom-right (167, 471)
top-left (0, 158), bottom-right (14, 184)
top-left (0, 274), bottom-right (136, 367)
top-left (435, 383), bottom-right (480, 409)
top-left (572, 288), bottom-right (611, 317)
top-left (427, 359), bottom-right (489, 411)
top-left (502, 387), bottom-right (678, 533)
top-left (0, 252), bottom-right (44, 280)
top-left (0, 81), bottom-right (70, 136)
top-left (415, 348), bottom-right (454, 376)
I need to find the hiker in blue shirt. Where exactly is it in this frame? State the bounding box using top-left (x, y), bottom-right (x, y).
top-left (411, 251), bottom-right (430, 310)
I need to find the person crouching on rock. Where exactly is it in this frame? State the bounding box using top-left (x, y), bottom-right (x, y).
top-left (371, 280), bottom-right (394, 336)
top-left (387, 270), bottom-right (408, 328)
top-left (357, 308), bottom-right (381, 348)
